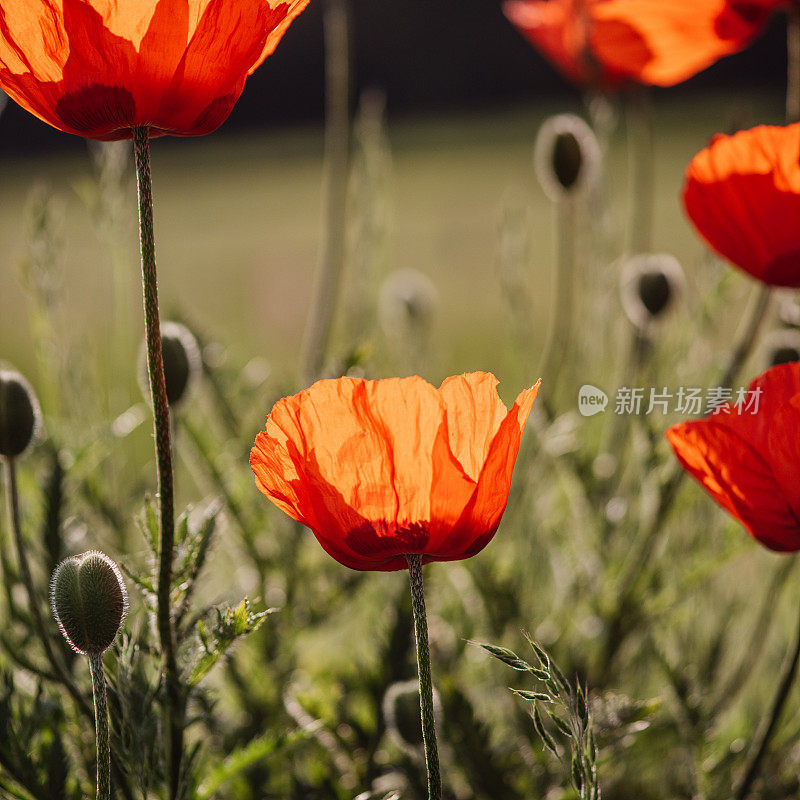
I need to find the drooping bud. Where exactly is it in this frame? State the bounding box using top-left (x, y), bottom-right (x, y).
top-left (620, 254), bottom-right (686, 330)
top-left (534, 114), bottom-right (601, 201)
top-left (139, 321), bottom-right (201, 407)
top-left (51, 551), bottom-right (127, 655)
top-left (766, 329), bottom-right (800, 366)
top-left (0, 369), bottom-right (41, 458)
top-left (379, 269), bottom-right (439, 341)
top-left (383, 679), bottom-right (441, 752)
top-left (778, 297), bottom-right (800, 329)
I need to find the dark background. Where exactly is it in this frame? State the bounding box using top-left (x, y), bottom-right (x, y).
top-left (0, 0), bottom-right (788, 155)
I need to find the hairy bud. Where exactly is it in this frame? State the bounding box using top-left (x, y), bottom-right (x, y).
top-left (766, 329), bottom-right (800, 367)
top-left (139, 321), bottom-right (201, 407)
top-left (620, 254), bottom-right (685, 330)
top-left (51, 551), bottom-right (127, 655)
top-left (383, 679), bottom-right (441, 751)
top-left (534, 114), bottom-right (601, 201)
top-left (379, 269), bottom-right (438, 340)
top-left (0, 370), bottom-right (41, 458)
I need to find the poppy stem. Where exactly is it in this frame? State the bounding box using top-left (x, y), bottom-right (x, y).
top-left (735, 580), bottom-right (800, 800)
top-left (88, 652), bottom-right (111, 800)
top-left (627, 87), bottom-right (654, 255)
top-left (300, 0), bottom-right (353, 385)
top-left (132, 126), bottom-right (182, 800)
top-left (406, 554), bottom-right (442, 800)
top-left (787, 5), bottom-right (800, 124)
top-left (538, 196), bottom-right (576, 414)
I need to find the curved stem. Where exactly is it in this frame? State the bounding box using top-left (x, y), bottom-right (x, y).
top-left (89, 653), bottom-right (111, 800)
top-left (735, 585), bottom-right (800, 800)
top-left (300, 0), bottom-right (353, 386)
top-left (406, 555), bottom-right (442, 800)
top-left (132, 126), bottom-right (182, 800)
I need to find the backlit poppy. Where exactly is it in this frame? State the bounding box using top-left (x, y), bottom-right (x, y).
top-left (0, 0), bottom-right (309, 141)
top-left (683, 123), bottom-right (800, 287)
top-left (250, 372), bottom-right (539, 571)
top-left (503, 0), bottom-right (779, 90)
top-left (666, 362), bottom-right (800, 551)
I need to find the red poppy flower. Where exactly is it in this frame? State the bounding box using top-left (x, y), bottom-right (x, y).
top-left (250, 373), bottom-right (539, 571)
top-left (683, 123), bottom-right (800, 288)
top-left (0, 0), bottom-right (309, 141)
top-left (503, 0), bottom-right (779, 89)
top-left (665, 362), bottom-right (800, 552)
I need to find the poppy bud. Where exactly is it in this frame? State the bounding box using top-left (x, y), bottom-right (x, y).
top-left (778, 297), bottom-right (800, 329)
top-left (534, 114), bottom-right (601, 201)
top-left (139, 321), bottom-right (201, 407)
top-left (0, 369), bottom-right (41, 458)
top-left (620, 254), bottom-right (685, 330)
top-left (383, 679), bottom-right (442, 751)
top-left (379, 269), bottom-right (439, 340)
top-left (51, 551), bottom-right (127, 655)
top-left (766, 330), bottom-right (800, 367)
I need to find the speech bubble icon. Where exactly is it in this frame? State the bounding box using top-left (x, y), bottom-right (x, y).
top-left (578, 384), bottom-right (608, 417)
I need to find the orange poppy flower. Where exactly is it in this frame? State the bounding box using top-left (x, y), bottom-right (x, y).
top-left (0, 0), bottom-right (309, 141)
top-left (666, 362), bottom-right (800, 552)
top-left (250, 373), bottom-right (539, 571)
top-left (683, 123), bottom-right (800, 288)
top-left (503, 0), bottom-right (778, 89)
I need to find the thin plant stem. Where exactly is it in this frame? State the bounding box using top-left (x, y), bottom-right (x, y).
top-left (3, 458), bottom-right (90, 717)
top-left (627, 87), bottom-right (654, 255)
top-left (132, 126), bottom-right (182, 800)
top-left (300, 0), bottom-right (353, 385)
top-left (89, 653), bottom-right (111, 800)
top-left (406, 555), bottom-right (442, 800)
top-left (787, 5), bottom-right (800, 124)
top-left (538, 197), bottom-right (576, 415)
top-left (735, 584), bottom-right (800, 800)
top-left (601, 283), bottom-right (771, 672)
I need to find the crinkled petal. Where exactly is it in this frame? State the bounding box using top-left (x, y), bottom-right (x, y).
top-left (683, 124), bottom-right (800, 287)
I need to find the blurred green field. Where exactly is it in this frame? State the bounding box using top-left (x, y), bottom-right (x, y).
top-left (0, 92), bottom-right (785, 400)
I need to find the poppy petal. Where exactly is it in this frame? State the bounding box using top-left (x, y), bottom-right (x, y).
top-left (683, 123), bottom-right (800, 287)
top-left (666, 419), bottom-right (800, 551)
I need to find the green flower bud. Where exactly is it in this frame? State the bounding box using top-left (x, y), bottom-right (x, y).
top-left (620, 254), bottom-right (685, 330)
top-left (139, 321), bottom-right (201, 407)
top-left (51, 551), bottom-right (127, 655)
top-left (0, 369), bottom-right (41, 458)
top-left (535, 114), bottom-right (601, 201)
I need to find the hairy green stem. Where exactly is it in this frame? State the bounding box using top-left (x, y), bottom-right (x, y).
top-left (89, 653), bottom-right (111, 800)
top-left (132, 126), bottom-right (182, 800)
top-left (300, 0), bottom-right (353, 385)
top-left (406, 555), bottom-right (442, 800)
top-left (735, 586), bottom-right (800, 800)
